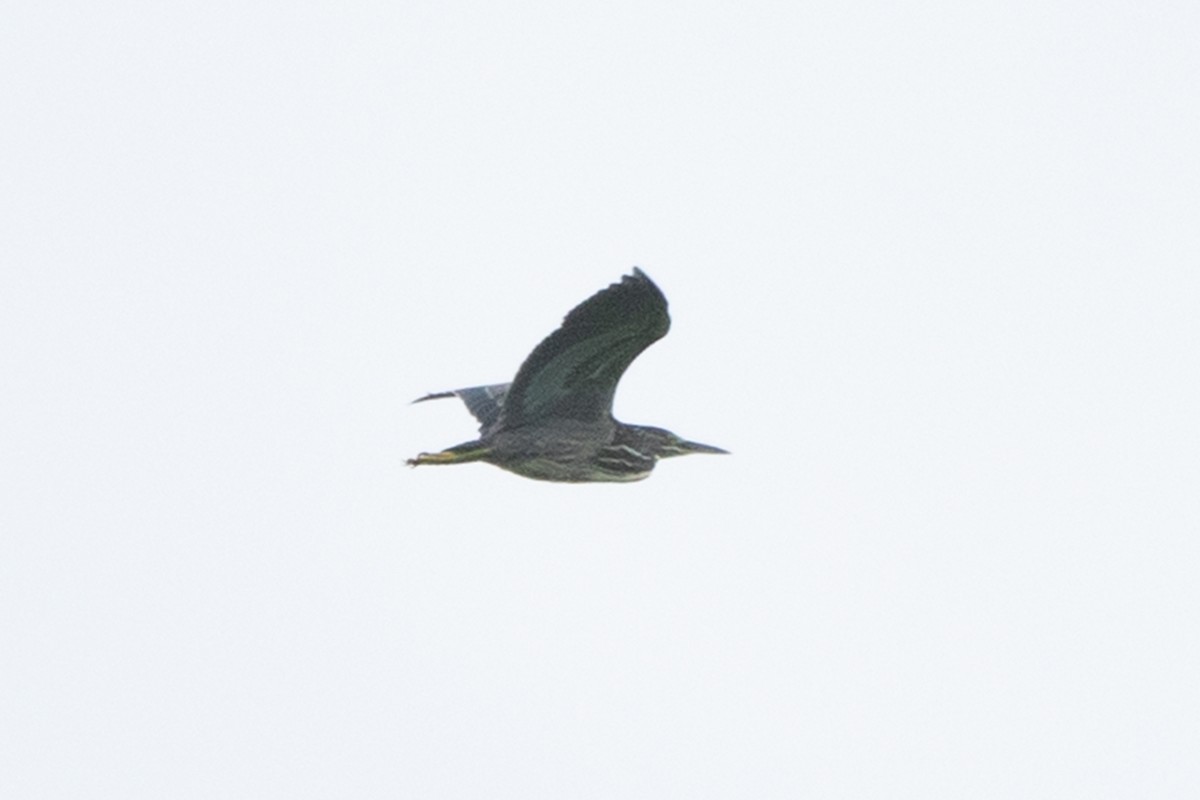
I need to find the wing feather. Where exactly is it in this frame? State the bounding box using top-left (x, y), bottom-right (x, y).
top-left (499, 268), bottom-right (669, 427)
top-left (413, 383), bottom-right (510, 433)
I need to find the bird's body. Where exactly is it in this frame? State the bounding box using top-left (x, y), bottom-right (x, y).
top-left (488, 418), bottom-right (636, 482)
top-left (407, 268), bottom-right (725, 482)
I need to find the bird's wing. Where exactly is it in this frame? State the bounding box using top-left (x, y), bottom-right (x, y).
top-left (413, 383), bottom-right (510, 433)
top-left (499, 268), bottom-right (670, 428)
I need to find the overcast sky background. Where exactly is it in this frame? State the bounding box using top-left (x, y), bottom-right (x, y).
top-left (3, 2), bottom-right (1198, 797)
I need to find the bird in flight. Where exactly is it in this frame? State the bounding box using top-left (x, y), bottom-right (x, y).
top-left (406, 268), bottom-right (727, 482)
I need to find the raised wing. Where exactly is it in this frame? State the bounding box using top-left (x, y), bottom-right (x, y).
top-left (499, 268), bottom-right (670, 428)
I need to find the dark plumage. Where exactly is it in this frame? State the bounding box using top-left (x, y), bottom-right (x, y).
top-left (407, 268), bottom-right (726, 482)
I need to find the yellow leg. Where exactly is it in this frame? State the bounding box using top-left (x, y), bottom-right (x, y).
top-left (406, 444), bottom-right (491, 467)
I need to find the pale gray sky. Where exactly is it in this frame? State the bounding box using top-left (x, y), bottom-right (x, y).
top-left (3, 2), bottom-right (1198, 797)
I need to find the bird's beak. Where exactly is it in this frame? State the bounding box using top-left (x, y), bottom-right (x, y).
top-left (678, 439), bottom-right (729, 455)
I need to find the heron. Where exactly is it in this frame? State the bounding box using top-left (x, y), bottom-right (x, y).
top-left (406, 268), bottom-right (726, 482)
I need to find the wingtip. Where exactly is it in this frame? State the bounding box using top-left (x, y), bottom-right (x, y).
top-left (626, 266), bottom-right (663, 297)
top-left (411, 390), bottom-right (455, 405)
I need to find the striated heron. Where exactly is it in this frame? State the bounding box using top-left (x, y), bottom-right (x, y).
top-left (406, 268), bottom-right (727, 482)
